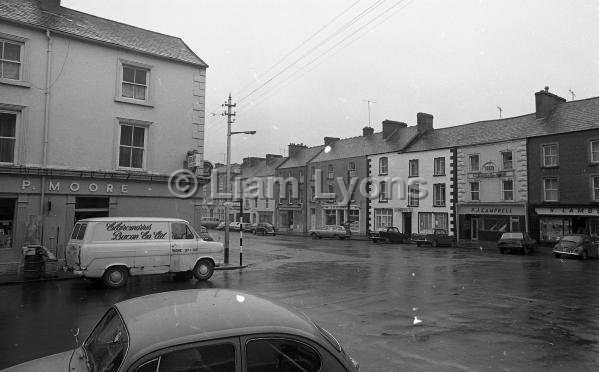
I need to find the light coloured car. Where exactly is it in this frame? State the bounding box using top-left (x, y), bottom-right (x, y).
top-left (553, 234), bottom-right (599, 259)
top-left (4, 289), bottom-right (360, 371)
top-left (309, 225), bottom-right (350, 240)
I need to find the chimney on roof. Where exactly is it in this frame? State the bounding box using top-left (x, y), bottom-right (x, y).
top-left (362, 126), bottom-right (374, 136)
top-left (265, 153), bottom-right (283, 165)
top-left (382, 120), bottom-right (407, 140)
top-left (535, 86), bottom-right (566, 119)
top-left (288, 143), bottom-right (308, 158)
top-left (417, 113), bottom-right (434, 134)
top-left (242, 157), bottom-right (264, 168)
top-left (324, 137), bottom-right (340, 148)
top-left (39, 0), bottom-right (61, 11)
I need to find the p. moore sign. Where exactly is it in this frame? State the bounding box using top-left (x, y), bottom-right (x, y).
top-left (20, 179), bottom-right (130, 194)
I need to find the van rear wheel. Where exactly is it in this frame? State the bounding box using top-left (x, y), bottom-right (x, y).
top-left (193, 259), bottom-right (214, 281)
top-left (103, 266), bottom-right (128, 288)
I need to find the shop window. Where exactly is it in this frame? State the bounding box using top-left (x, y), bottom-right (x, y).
top-left (379, 157), bottom-right (388, 175)
top-left (419, 212), bottom-right (448, 234)
top-left (0, 112), bottom-right (17, 163)
top-left (119, 123), bottom-right (146, 169)
top-left (540, 217), bottom-right (571, 242)
top-left (590, 140), bottom-right (599, 163)
top-left (374, 208), bottom-right (393, 229)
top-left (543, 178), bottom-right (558, 202)
top-left (542, 144), bottom-right (558, 167)
top-left (409, 159), bottom-right (419, 177)
top-left (501, 151), bottom-right (513, 170)
top-left (469, 154), bottom-right (480, 172)
top-left (593, 176), bottom-right (599, 201)
top-left (503, 180), bottom-right (514, 201)
top-left (470, 182), bottom-right (480, 201)
top-left (408, 184), bottom-right (419, 207)
top-left (349, 209), bottom-right (360, 232)
top-left (483, 216), bottom-right (508, 232)
top-left (74, 197), bottom-right (109, 222)
top-left (325, 209), bottom-right (336, 225)
top-left (433, 183), bottom-right (446, 206)
top-left (434, 157), bottom-right (445, 176)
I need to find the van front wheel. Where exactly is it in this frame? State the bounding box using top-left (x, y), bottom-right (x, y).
top-left (103, 266), bottom-right (128, 288)
top-left (193, 260), bottom-right (214, 281)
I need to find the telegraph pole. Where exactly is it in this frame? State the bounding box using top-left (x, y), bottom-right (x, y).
top-left (222, 93), bottom-right (236, 264)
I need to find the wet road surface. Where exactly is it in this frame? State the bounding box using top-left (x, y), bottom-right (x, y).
top-left (1, 233), bottom-right (598, 371)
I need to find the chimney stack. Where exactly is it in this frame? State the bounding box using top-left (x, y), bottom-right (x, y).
top-left (324, 137), bottom-right (340, 148)
top-left (265, 153), bottom-right (283, 165)
top-left (242, 157), bottom-right (264, 168)
top-left (382, 120), bottom-right (407, 140)
top-left (535, 86), bottom-right (565, 119)
top-left (288, 143), bottom-right (308, 158)
top-left (417, 113), bottom-right (433, 134)
top-left (40, 0), bottom-right (61, 11)
top-left (362, 126), bottom-right (374, 137)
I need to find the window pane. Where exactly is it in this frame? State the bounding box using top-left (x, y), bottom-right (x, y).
top-left (246, 338), bottom-right (320, 372)
top-left (134, 68), bottom-right (147, 85)
top-left (0, 138), bottom-right (15, 162)
top-left (133, 85), bottom-right (146, 100)
top-left (3, 42), bottom-right (20, 61)
top-left (159, 343), bottom-right (235, 372)
top-left (123, 66), bottom-right (135, 83)
top-left (120, 125), bottom-right (133, 146)
top-left (133, 127), bottom-right (145, 147)
top-left (2, 61), bottom-right (20, 79)
top-left (122, 83), bottom-right (134, 98)
top-left (0, 113), bottom-right (16, 137)
top-left (131, 148), bottom-right (144, 168)
top-left (119, 146), bottom-right (131, 167)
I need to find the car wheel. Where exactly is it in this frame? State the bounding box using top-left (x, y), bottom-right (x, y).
top-left (499, 248), bottom-right (505, 254)
top-left (416, 242), bottom-right (422, 247)
top-left (385, 238), bottom-right (391, 244)
top-left (102, 266), bottom-right (128, 288)
top-left (581, 251), bottom-right (588, 260)
top-left (193, 259), bottom-right (214, 281)
top-left (553, 253), bottom-right (561, 258)
top-left (311, 232), bottom-right (318, 239)
top-left (432, 240), bottom-right (438, 248)
top-left (372, 238), bottom-right (378, 243)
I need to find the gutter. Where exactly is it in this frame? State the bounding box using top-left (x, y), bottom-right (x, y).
top-left (40, 29), bottom-right (53, 235)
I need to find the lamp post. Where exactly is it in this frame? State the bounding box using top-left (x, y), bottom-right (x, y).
top-left (224, 122), bottom-right (256, 264)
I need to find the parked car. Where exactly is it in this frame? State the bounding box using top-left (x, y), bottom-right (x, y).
top-left (369, 226), bottom-right (408, 243)
top-left (229, 221), bottom-right (242, 231)
top-left (412, 229), bottom-right (456, 247)
top-left (4, 289), bottom-right (359, 371)
top-left (553, 234), bottom-right (599, 259)
top-left (240, 222), bottom-right (253, 232)
top-left (199, 216), bottom-right (221, 229)
top-left (64, 217), bottom-right (221, 287)
top-left (497, 232), bottom-right (536, 254)
top-left (309, 225), bottom-right (350, 240)
top-left (252, 222), bottom-right (277, 236)
top-left (215, 221), bottom-right (226, 230)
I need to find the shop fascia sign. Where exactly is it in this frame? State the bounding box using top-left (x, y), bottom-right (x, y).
top-left (459, 203), bottom-right (525, 215)
top-left (322, 203), bottom-right (359, 210)
top-left (535, 207), bottom-right (599, 216)
top-left (21, 179), bottom-right (129, 194)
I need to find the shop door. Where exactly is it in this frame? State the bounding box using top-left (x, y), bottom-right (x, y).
top-left (403, 212), bottom-right (412, 235)
top-left (471, 218), bottom-right (480, 240)
top-left (0, 198), bottom-right (15, 249)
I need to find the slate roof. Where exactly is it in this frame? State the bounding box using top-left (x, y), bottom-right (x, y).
top-left (255, 157), bottom-right (287, 177)
top-left (310, 126), bottom-right (420, 162)
top-left (240, 159), bottom-right (266, 179)
top-left (0, 0), bottom-right (207, 67)
top-left (405, 97), bottom-right (599, 152)
top-left (278, 145), bottom-right (324, 169)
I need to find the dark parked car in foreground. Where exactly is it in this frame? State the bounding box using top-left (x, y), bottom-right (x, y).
top-left (369, 226), bottom-right (408, 243)
top-left (553, 234), bottom-right (599, 259)
top-left (252, 222), bottom-right (276, 235)
top-left (412, 229), bottom-right (455, 247)
top-left (497, 232), bottom-right (536, 254)
top-left (4, 289), bottom-right (359, 371)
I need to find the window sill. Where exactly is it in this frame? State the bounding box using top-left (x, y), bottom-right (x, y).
top-left (433, 173), bottom-right (446, 177)
top-left (116, 167), bottom-right (147, 173)
top-left (378, 173), bottom-right (388, 176)
top-left (0, 78), bottom-right (31, 88)
top-left (433, 204), bottom-right (446, 207)
top-left (378, 200), bottom-right (389, 203)
top-left (114, 97), bottom-right (154, 108)
top-left (408, 175), bottom-right (419, 178)
top-left (541, 165), bottom-right (559, 169)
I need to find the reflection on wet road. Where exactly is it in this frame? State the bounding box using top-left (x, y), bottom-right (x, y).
top-left (1, 233), bottom-right (598, 371)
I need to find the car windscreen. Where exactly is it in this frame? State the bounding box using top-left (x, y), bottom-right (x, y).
top-left (501, 232), bottom-right (523, 240)
top-left (83, 307), bottom-right (129, 372)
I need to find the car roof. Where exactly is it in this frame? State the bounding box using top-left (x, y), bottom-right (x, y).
top-left (115, 289), bottom-right (322, 361)
top-left (77, 217), bottom-right (188, 223)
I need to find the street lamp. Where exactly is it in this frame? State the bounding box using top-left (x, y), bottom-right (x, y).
top-left (223, 95), bottom-right (256, 265)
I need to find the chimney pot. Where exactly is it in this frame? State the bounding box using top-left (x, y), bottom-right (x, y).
top-left (535, 87), bottom-right (565, 119)
top-left (363, 126), bottom-right (374, 137)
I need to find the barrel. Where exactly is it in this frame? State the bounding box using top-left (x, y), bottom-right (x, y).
top-left (23, 254), bottom-right (43, 279)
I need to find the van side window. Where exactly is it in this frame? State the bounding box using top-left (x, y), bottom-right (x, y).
top-left (71, 223), bottom-right (87, 240)
top-left (172, 223), bottom-right (195, 240)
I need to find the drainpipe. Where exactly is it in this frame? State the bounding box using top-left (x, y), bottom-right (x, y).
top-left (40, 29), bottom-right (52, 241)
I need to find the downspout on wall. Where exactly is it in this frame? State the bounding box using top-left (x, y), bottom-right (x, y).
top-left (39, 29), bottom-right (53, 239)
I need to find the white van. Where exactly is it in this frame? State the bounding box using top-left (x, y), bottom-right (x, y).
top-left (64, 217), bottom-right (223, 288)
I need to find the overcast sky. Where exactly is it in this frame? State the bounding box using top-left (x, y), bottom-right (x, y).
top-left (64, 0), bottom-right (599, 164)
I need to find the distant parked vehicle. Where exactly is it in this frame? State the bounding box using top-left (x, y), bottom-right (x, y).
top-left (553, 234), bottom-right (599, 259)
top-left (240, 222), bottom-right (253, 232)
top-left (229, 222), bottom-right (242, 231)
top-left (252, 222), bottom-right (276, 236)
top-left (215, 221), bottom-right (226, 231)
top-left (200, 216), bottom-right (221, 229)
top-left (497, 232), bottom-right (536, 254)
top-left (309, 225), bottom-right (350, 240)
top-left (369, 226), bottom-right (408, 243)
top-left (412, 229), bottom-right (455, 247)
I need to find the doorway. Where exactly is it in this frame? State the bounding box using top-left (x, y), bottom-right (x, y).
top-left (471, 217), bottom-right (480, 240)
top-left (0, 198), bottom-right (16, 248)
top-left (403, 212), bottom-right (412, 235)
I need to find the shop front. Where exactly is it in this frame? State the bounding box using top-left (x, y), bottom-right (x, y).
top-left (533, 206), bottom-right (599, 242)
top-left (278, 204), bottom-right (304, 232)
top-left (0, 172), bottom-right (203, 274)
top-left (458, 203), bottom-right (527, 241)
top-left (321, 204), bottom-right (360, 232)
